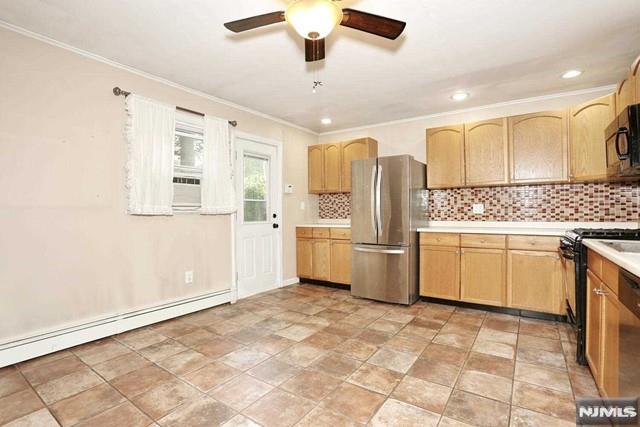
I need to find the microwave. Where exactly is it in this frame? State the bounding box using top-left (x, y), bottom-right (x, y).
top-left (614, 103), bottom-right (640, 176)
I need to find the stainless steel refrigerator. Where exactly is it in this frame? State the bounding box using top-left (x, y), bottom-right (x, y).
top-left (351, 155), bottom-right (427, 305)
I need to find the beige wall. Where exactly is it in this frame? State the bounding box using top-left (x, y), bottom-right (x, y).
top-left (0, 28), bottom-right (318, 341)
top-left (318, 88), bottom-right (614, 162)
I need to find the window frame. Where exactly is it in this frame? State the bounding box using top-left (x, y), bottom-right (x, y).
top-left (242, 152), bottom-right (270, 224)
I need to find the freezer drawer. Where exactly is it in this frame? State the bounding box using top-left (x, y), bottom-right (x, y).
top-left (351, 244), bottom-right (418, 305)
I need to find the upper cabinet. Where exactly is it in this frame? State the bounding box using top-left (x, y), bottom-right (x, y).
top-left (508, 110), bottom-right (568, 184)
top-left (464, 118), bottom-right (509, 186)
top-left (341, 138), bottom-right (378, 192)
top-left (426, 125), bottom-right (465, 188)
top-left (308, 138), bottom-right (377, 194)
top-left (570, 94), bottom-right (616, 181)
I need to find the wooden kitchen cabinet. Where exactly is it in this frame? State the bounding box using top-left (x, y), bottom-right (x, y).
top-left (323, 143), bottom-right (342, 193)
top-left (341, 138), bottom-right (378, 192)
top-left (586, 270), bottom-right (602, 384)
top-left (296, 238), bottom-right (313, 279)
top-left (616, 73), bottom-right (636, 125)
top-left (330, 240), bottom-right (351, 285)
top-left (508, 110), bottom-right (568, 183)
top-left (600, 287), bottom-right (620, 397)
top-left (507, 250), bottom-right (563, 314)
top-left (464, 118), bottom-right (509, 186)
top-left (420, 245), bottom-right (460, 300)
top-left (427, 125), bottom-right (465, 188)
top-left (312, 239), bottom-right (331, 281)
top-left (308, 145), bottom-right (324, 193)
top-left (460, 248), bottom-right (506, 307)
top-left (569, 94), bottom-right (616, 181)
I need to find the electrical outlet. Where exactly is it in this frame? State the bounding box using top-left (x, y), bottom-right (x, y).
top-left (185, 270), bottom-right (194, 284)
top-left (472, 203), bottom-right (485, 214)
top-left (300, 201), bottom-right (306, 210)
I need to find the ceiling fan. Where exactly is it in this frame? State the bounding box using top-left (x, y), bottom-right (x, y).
top-left (224, 0), bottom-right (406, 62)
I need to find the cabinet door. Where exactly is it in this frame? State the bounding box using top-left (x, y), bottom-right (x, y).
top-left (616, 74), bottom-right (636, 124)
top-left (508, 110), bottom-right (568, 183)
top-left (507, 250), bottom-right (563, 314)
top-left (464, 118), bottom-right (509, 185)
top-left (586, 270), bottom-right (602, 383)
top-left (427, 125), bottom-right (464, 188)
top-left (312, 239), bottom-right (331, 281)
top-left (330, 240), bottom-right (351, 284)
top-left (323, 143), bottom-right (342, 193)
top-left (419, 246), bottom-right (460, 300)
top-left (341, 138), bottom-right (377, 193)
top-left (308, 145), bottom-right (324, 194)
top-left (460, 248), bottom-right (506, 306)
top-left (569, 94), bottom-right (616, 181)
top-left (296, 239), bottom-right (313, 279)
top-left (600, 285), bottom-right (620, 397)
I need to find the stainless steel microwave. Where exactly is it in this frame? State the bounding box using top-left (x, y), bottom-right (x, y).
top-left (614, 103), bottom-right (640, 176)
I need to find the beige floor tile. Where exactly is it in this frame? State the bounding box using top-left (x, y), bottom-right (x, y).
top-left (73, 402), bottom-right (151, 427)
top-left (367, 319), bottom-right (405, 334)
top-left (116, 328), bottom-right (166, 350)
top-left (274, 324), bottom-right (317, 342)
top-left (276, 343), bottom-right (326, 367)
top-left (516, 347), bottom-right (566, 370)
top-left (369, 398), bottom-right (440, 427)
top-left (182, 361), bottom-right (241, 392)
top-left (174, 329), bottom-right (218, 347)
top-left (322, 322), bottom-right (363, 338)
top-left (0, 388), bottom-right (45, 425)
top-left (3, 408), bottom-right (60, 427)
top-left (35, 368), bottom-right (104, 405)
top-left (228, 327), bottom-right (272, 344)
top-left (17, 351), bottom-right (72, 372)
top-left (407, 358), bottom-right (461, 387)
top-left (157, 396), bottom-right (235, 427)
top-left (247, 358), bottom-right (301, 386)
top-left (0, 371), bottom-right (29, 399)
top-left (21, 355), bottom-right (85, 386)
top-left (109, 365), bottom-right (174, 398)
top-left (131, 378), bottom-right (201, 420)
top-left (391, 375), bottom-right (451, 414)
top-left (455, 369), bottom-right (513, 403)
top-left (221, 414), bottom-right (262, 427)
top-left (519, 319), bottom-right (560, 340)
top-left (514, 362), bottom-right (572, 393)
top-left (432, 330), bottom-right (477, 349)
top-left (510, 406), bottom-right (576, 427)
top-left (281, 369), bottom-right (341, 401)
top-left (477, 328), bottom-right (518, 345)
top-left (472, 339), bottom-right (516, 359)
top-left (382, 311), bottom-right (416, 324)
top-left (333, 339), bottom-right (377, 361)
top-left (356, 329), bottom-right (393, 346)
top-left (205, 321), bottom-right (245, 336)
top-left (156, 349), bottom-right (210, 376)
top-left (296, 406), bottom-right (362, 427)
top-left (483, 316), bottom-right (520, 334)
top-left (221, 348), bottom-right (271, 371)
top-left (517, 334), bottom-right (563, 352)
top-left (151, 319), bottom-right (199, 338)
top-left (310, 353), bottom-right (362, 380)
top-left (347, 363), bottom-right (403, 395)
top-left (253, 317), bottom-right (292, 332)
top-left (72, 339), bottom-right (131, 366)
top-left (192, 337), bottom-right (244, 359)
top-left (302, 331), bottom-right (346, 350)
top-left (569, 371), bottom-right (600, 397)
top-left (314, 309), bottom-right (349, 323)
top-left (211, 374), bottom-right (273, 411)
top-left (464, 351), bottom-right (514, 379)
top-left (250, 334), bottom-right (296, 355)
top-left (512, 381), bottom-right (576, 422)
top-left (438, 416), bottom-right (475, 426)
top-left (368, 348), bottom-right (417, 374)
top-left (421, 343), bottom-right (468, 367)
top-left (321, 383), bottom-right (386, 424)
top-left (244, 389), bottom-right (315, 427)
top-left (50, 383), bottom-right (125, 427)
top-left (92, 352), bottom-right (150, 381)
top-left (383, 335), bottom-right (428, 355)
top-left (137, 339), bottom-right (186, 362)
top-left (443, 390), bottom-right (510, 427)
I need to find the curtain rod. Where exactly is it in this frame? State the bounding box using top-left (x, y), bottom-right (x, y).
top-left (112, 87), bottom-right (238, 127)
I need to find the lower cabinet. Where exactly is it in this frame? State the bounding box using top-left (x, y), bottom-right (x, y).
top-left (419, 245), bottom-right (460, 300)
top-left (460, 248), bottom-right (506, 306)
top-left (507, 250), bottom-right (563, 314)
top-left (330, 240), bottom-right (351, 285)
top-left (296, 227), bottom-right (351, 285)
top-left (296, 238), bottom-right (313, 279)
top-left (311, 239), bottom-right (331, 281)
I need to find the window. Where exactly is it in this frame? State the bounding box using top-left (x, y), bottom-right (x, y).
top-left (173, 113), bottom-right (204, 210)
top-left (243, 154), bottom-right (269, 222)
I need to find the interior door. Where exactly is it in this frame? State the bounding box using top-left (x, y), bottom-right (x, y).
top-left (378, 156), bottom-right (410, 246)
top-left (351, 158), bottom-right (377, 244)
top-left (236, 137), bottom-right (280, 299)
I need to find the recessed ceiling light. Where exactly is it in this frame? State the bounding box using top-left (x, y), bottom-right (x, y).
top-left (321, 118), bottom-right (332, 125)
top-left (562, 70), bottom-right (582, 79)
top-left (451, 92), bottom-right (469, 101)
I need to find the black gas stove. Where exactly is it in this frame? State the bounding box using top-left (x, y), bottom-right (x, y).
top-left (560, 228), bottom-right (640, 365)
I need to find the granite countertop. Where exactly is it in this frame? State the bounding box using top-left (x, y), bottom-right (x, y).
top-left (417, 221), bottom-right (639, 237)
top-left (582, 239), bottom-right (640, 278)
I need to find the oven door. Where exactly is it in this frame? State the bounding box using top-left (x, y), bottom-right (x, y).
top-left (559, 239), bottom-right (576, 323)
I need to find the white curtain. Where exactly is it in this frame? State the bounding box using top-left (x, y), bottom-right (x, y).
top-left (201, 116), bottom-right (236, 214)
top-left (125, 94), bottom-right (176, 215)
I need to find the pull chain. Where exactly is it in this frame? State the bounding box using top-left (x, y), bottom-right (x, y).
top-left (312, 63), bottom-right (323, 93)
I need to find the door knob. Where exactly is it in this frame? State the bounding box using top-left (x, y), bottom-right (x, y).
top-left (273, 224), bottom-right (279, 229)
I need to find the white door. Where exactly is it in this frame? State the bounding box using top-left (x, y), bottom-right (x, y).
top-left (235, 136), bottom-right (281, 299)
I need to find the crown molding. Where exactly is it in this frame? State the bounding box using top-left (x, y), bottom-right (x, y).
top-left (319, 84), bottom-right (616, 136)
top-left (0, 20), bottom-right (318, 136)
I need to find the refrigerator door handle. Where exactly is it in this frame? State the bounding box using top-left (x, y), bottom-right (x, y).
top-left (370, 165), bottom-right (377, 236)
top-left (354, 247), bottom-right (405, 255)
top-left (376, 165), bottom-right (382, 235)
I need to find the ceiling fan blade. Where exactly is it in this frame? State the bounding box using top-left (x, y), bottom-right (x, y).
top-left (224, 11), bottom-right (285, 33)
top-left (340, 8), bottom-right (406, 40)
top-left (305, 38), bottom-right (325, 62)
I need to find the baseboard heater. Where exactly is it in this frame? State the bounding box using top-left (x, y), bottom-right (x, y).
top-left (0, 289), bottom-right (231, 367)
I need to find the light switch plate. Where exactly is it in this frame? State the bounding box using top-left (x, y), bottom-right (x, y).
top-left (472, 203), bottom-right (485, 214)
top-left (185, 270), bottom-right (194, 284)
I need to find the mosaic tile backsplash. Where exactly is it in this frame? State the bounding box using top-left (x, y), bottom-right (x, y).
top-left (319, 183), bottom-right (640, 222)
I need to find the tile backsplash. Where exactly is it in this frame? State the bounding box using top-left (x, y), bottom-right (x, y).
top-left (319, 182), bottom-right (640, 222)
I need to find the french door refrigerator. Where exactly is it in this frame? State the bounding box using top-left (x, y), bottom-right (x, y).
top-left (351, 155), bottom-right (427, 305)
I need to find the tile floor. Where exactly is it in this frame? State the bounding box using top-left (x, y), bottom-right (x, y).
top-left (0, 284), bottom-right (597, 427)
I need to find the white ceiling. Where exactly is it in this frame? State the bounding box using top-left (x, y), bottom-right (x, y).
top-left (1, 0), bottom-right (639, 132)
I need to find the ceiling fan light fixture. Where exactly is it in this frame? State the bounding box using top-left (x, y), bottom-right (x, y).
top-left (285, 0), bottom-right (343, 40)
top-left (562, 69), bottom-right (582, 79)
top-left (451, 92), bottom-right (469, 101)
top-left (321, 118), bottom-right (332, 125)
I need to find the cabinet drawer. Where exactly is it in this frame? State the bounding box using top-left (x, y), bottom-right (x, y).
top-left (588, 249), bottom-right (603, 279)
top-left (420, 233), bottom-right (460, 247)
top-left (461, 234), bottom-right (506, 249)
top-left (312, 228), bottom-right (331, 238)
top-left (330, 228), bottom-right (351, 240)
top-left (602, 257), bottom-right (619, 294)
top-left (508, 235), bottom-right (560, 252)
top-left (296, 227), bottom-right (313, 238)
